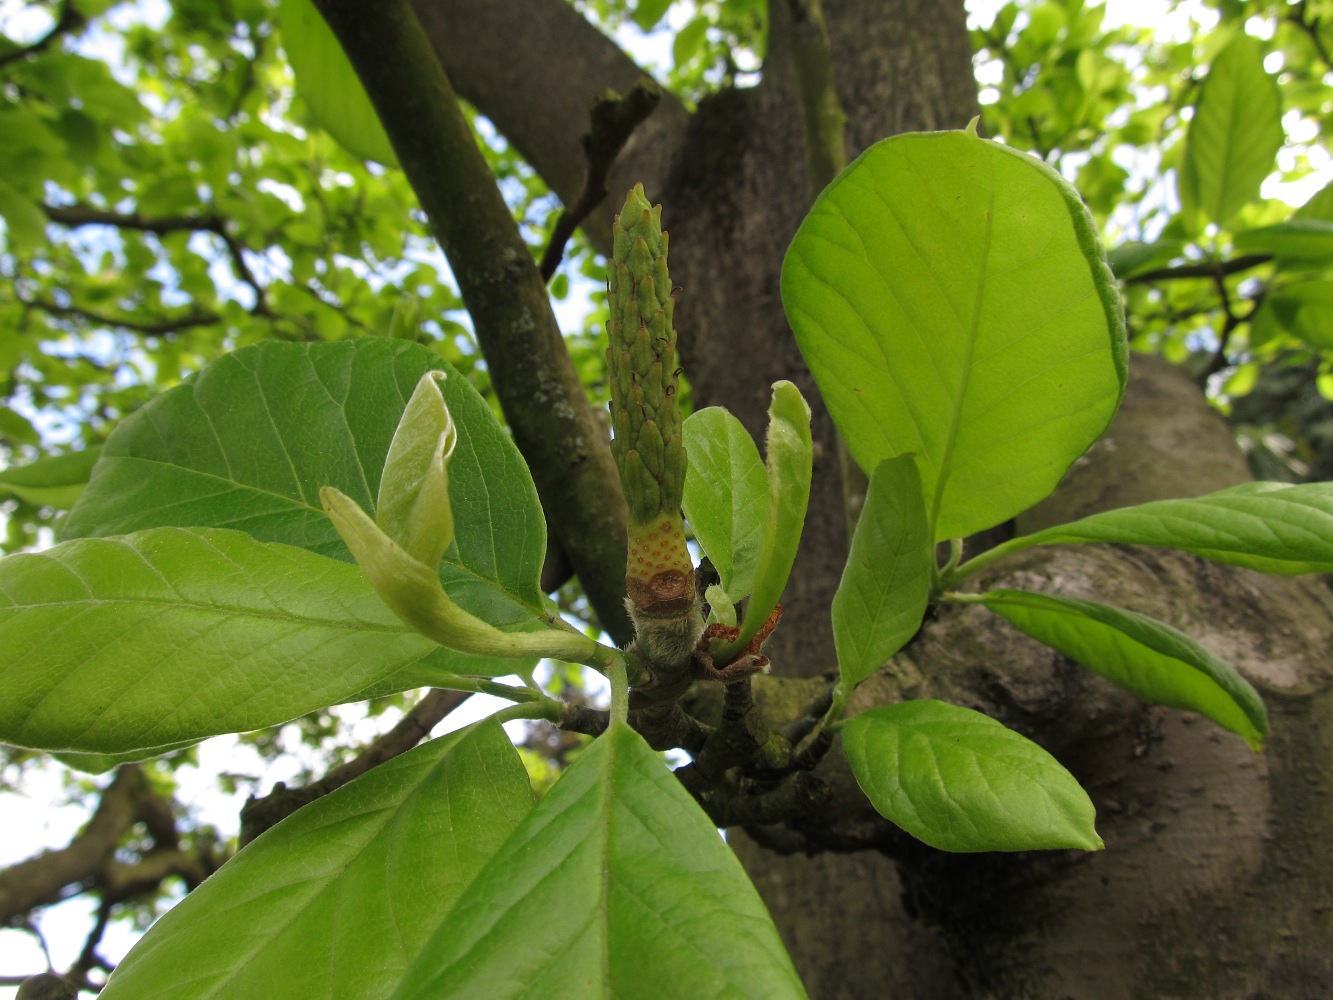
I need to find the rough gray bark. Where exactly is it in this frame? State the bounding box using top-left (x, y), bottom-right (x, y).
top-left (419, 0), bottom-right (1333, 995)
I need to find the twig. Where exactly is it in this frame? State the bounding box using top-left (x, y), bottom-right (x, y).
top-left (23, 296), bottom-right (221, 337)
top-left (69, 896), bottom-right (113, 986)
top-left (41, 203), bottom-right (272, 316)
top-left (1126, 254), bottom-right (1271, 284)
top-left (538, 80), bottom-right (661, 283)
top-left (239, 688), bottom-right (470, 845)
top-left (0, 766), bottom-right (142, 923)
top-left (629, 700), bottom-right (711, 754)
top-left (11, 973), bottom-right (78, 999)
top-left (558, 702), bottom-right (611, 740)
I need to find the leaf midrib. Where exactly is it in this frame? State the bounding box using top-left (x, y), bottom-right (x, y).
top-left (0, 595), bottom-right (420, 634)
top-left (929, 162), bottom-right (996, 541)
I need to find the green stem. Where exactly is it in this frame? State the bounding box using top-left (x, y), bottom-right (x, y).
top-left (805, 681), bottom-right (851, 742)
top-left (945, 533), bottom-right (1045, 587)
top-left (609, 650), bottom-right (630, 727)
top-left (491, 699), bottom-right (563, 726)
top-left (585, 642), bottom-right (645, 687)
top-left (942, 537), bottom-right (964, 576)
top-left (426, 674), bottom-right (545, 704)
top-left (939, 590), bottom-right (991, 605)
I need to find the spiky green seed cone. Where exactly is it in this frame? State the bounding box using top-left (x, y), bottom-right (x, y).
top-left (607, 184), bottom-right (692, 615)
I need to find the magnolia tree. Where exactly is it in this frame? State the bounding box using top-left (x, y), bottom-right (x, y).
top-left (1, 1), bottom-right (1332, 998)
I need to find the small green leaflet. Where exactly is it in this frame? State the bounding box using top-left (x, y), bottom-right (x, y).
top-left (100, 722), bottom-right (532, 1000)
top-left (376, 371), bottom-right (457, 569)
top-left (832, 456), bottom-right (932, 688)
top-left (843, 700), bottom-right (1103, 853)
top-left (682, 405), bottom-right (768, 600)
top-left (393, 722), bottom-right (808, 1000)
top-left (979, 589), bottom-right (1267, 750)
top-left (715, 381), bottom-right (813, 662)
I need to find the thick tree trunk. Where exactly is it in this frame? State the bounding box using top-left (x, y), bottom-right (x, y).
top-left (421, 0), bottom-right (1333, 994)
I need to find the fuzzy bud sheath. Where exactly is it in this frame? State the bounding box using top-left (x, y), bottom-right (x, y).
top-left (607, 185), bottom-right (701, 680)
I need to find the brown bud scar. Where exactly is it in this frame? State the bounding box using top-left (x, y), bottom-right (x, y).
top-left (627, 568), bottom-right (694, 616)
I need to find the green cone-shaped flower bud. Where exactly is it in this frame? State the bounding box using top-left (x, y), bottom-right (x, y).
top-left (606, 184), bottom-right (692, 618)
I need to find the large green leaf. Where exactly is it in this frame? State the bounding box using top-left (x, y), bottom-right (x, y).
top-left (782, 128), bottom-right (1127, 542)
top-left (682, 406), bottom-right (768, 599)
top-left (979, 590), bottom-right (1267, 750)
top-left (276, 0), bottom-right (398, 167)
top-left (0, 446), bottom-right (101, 509)
top-left (61, 339), bottom-right (546, 632)
top-left (101, 721), bottom-right (532, 1000)
top-left (0, 527), bottom-right (475, 753)
top-left (393, 721), bottom-right (807, 1000)
top-left (974, 481), bottom-right (1333, 576)
top-left (832, 456), bottom-right (932, 688)
top-left (1177, 33), bottom-right (1283, 234)
top-left (843, 700), bottom-right (1102, 853)
top-left (717, 381), bottom-right (813, 660)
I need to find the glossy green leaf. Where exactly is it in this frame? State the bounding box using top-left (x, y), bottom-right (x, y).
top-left (979, 590), bottom-right (1267, 750)
top-left (843, 700), bottom-right (1103, 853)
top-left (62, 339), bottom-right (546, 636)
top-left (718, 381), bottom-right (813, 660)
top-left (101, 721), bottom-right (533, 1000)
top-left (1235, 219), bottom-right (1333, 264)
top-left (0, 527), bottom-right (466, 753)
top-left (1177, 34), bottom-right (1283, 234)
top-left (393, 721), bottom-right (807, 1000)
top-left (0, 447), bottom-right (100, 509)
top-left (682, 406), bottom-right (767, 599)
top-left (782, 128), bottom-right (1127, 542)
top-left (276, 0), bottom-right (398, 166)
top-left (376, 371), bottom-right (457, 569)
top-left (983, 481), bottom-right (1333, 575)
top-left (832, 457), bottom-right (932, 687)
